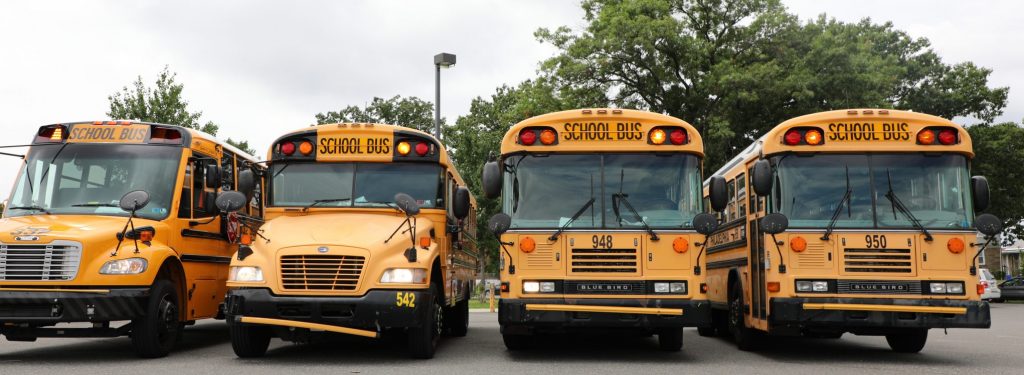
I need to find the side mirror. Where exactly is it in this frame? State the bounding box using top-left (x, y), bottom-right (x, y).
top-left (976, 213), bottom-right (1002, 237)
top-left (708, 176), bottom-right (727, 212)
top-left (394, 193), bottom-right (420, 217)
top-left (972, 176), bottom-right (990, 212)
top-left (205, 164), bottom-right (222, 189)
top-left (453, 187), bottom-right (471, 219)
top-left (760, 213), bottom-right (789, 235)
top-left (237, 169), bottom-right (256, 199)
top-left (482, 161), bottom-right (502, 199)
top-left (752, 159), bottom-right (773, 196)
top-left (488, 213), bottom-right (511, 236)
top-left (215, 191), bottom-right (247, 213)
top-left (119, 190), bottom-right (151, 212)
top-left (692, 213), bottom-right (719, 236)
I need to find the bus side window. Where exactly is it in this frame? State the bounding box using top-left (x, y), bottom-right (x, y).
top-left (221, 151), bottom-right (236, 192)
top-left (178, 153), bottom-right (218, 219)
top-left (726, 179), bottom-right (736, 222)
top-left (177, 163), bottom-right (193, 219)
top-left (736, 172), bottom-right (747, 217)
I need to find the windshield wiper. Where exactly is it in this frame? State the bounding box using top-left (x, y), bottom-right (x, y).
top-left (821, 166), bottom-right (852, 241)
top-left (613, 194), bottom-right (659, 241)
top-left (302, 198), bottom-right (351, 211)
top-left (548, 197), bottom-right (596, 241)
top-left (883, 170), bottom-right (933, 241)
top-left (71, 203), bottom-right (118, 207)
top-left (612, 169), bottom-right (658, 241)
top-left (9, 205), bottom-right (50, 214)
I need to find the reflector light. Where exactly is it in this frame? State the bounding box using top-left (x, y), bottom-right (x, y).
top-left (947, 238), bottom-right (965, 254)
top-left (415, 142), bottom-right (429, 156)
top-left (397, 141), bottom-right (411, 155)
top-left (976, 283), bottom-right (985, 295)
top-left (784, 130), bottom-right (802, 145)
top-left (804, 130), bottom-right (823, 145)
top-left (672, 237), bottom-right (689, 253)
top-left (520, 237), bottom-right (536, 253)
top-left (669, 129), bottom-right (686, 145)
top-left (938, 129), bottom-right (957, 145)
top-left (138, 230), bottom-right (154, 242)
top-left (650, 129), bottom-right (667, 145)
top-left (299, 141), bottom-right (314, 155)
top-left (519, 130), bottom-right (536, 145)
top-left (790, 236), bottom-right (807, 252)
top-left (917, 130), bottom-right (936, 145)
top-left (540, 129), bottom-right (557, 145)
top-left (280, 142), bottom-right (296, 155)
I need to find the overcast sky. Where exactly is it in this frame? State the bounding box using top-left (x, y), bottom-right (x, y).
top-left (1, 0), bottom-right (1022, 200)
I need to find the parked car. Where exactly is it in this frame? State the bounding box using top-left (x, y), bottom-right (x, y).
top-left (995, 277), bottom-right (1024, 302)
top-left (980, 269), bottom-right (1001, 301)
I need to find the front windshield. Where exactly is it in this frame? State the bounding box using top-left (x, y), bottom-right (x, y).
top-left (503, 153), bottom-right (703, 229)
top-left (270, 162), bottom-right (443, 208)
top-left (7, 144), bottom-right (182, 220)
top-left (773, 153), bottom-right (973, 229)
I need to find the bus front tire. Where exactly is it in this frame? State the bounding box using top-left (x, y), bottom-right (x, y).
top-left (230, 322), bottom-right (272, 358)
top-left (728, 280), bottom-right (760, 351)
top-left (886, 329), bottom-right (928, 353)
top-left (442, 296), bottom-right (469, 337)
top-left (408, 283), bottom-right (443, 359)
top-left (658, 327), bottom-right (683, 351)
top-left (131, 279), bottom-right (182, 358)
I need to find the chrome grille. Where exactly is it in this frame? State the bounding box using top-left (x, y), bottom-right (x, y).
top-left (280, 255), bottom-right (365, 291)
top-left (843, 248), bottom-right (913, 273)
top-left (570, 248), bottom-right (638, 274)
top-left (0, 242), bottom-right (82, 281)
top-left (837, 280), bottom-right (921, 294)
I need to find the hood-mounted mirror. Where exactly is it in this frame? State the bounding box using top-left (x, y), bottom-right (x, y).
top-left (691, 212), bottom-right (719, 275)
top-left (216, 191), bottom-right (247, 213)
top-left (113, 190), bottom-right (151, 256)
top-left (386, 193), bottom-right (422, 262)
top-left (488, 213), bottom-right (515, 274)
top-left (761, 213), bottom-right (790, 273)
top-left (971, 213), bottom-right (1003, 276)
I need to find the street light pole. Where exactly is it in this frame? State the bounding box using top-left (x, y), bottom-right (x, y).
top-left (433, 53), bottom-right (456, 140)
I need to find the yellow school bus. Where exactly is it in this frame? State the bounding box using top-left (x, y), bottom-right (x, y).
top-left (481, 108), bottom-right (721, 351)
top-left (222, 123), bottom-right (479, 359)
top-left (701, 109), bottom-right (1000, 353)
top-left (0, 121), bottom-right (264, 358)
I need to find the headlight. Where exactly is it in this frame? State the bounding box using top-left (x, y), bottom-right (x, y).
top-left (380, 268), bottom-right (427, 283)
top-left (540, 282), bottom-right (556, 293)
top-left (230, 266), bottom-right (264, 282)
top-left (796, 280), bottom-right (830, 293)
top-left (100, 258), bottom-right (147, 274)
top-left (523, 281), bottom-right (540, 293)
top-left (929, 281), bottom-right (964, 294)
top-left (653, 282), bottom-right (687, 294)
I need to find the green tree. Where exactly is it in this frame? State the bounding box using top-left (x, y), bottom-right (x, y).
top-left (537, 0), bottom-right (1008, 171)
top-left (225, 138), bottom-right (257, 156)
top-left (108, 66), bottom-right (219, 135)
top-left (447, 79), bottom-right (606, 273)
top-left (968, 122), bottom-right (1024, 242)
top-left (315, 95), bottom-right (438, 133)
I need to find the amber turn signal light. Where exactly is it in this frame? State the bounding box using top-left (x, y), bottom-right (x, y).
top-left (419, 236), bottom-right (431, 248)
top-left (790, 236), bottom-right (807, 252)
top-left (977, 283), bottom-right (985, 296)
top-left (520, 237), bottom-right (536, 253)
top-left (672, 237), bottom-right (689, 253)
top-left (917, 130), bottom-right (936, 145)
top-left (947, 238), bottom-right (965, 254)
top-left (397, 141), bottom-right (411, 155)
top-left (138, 230), bottom-right (154, 242)
top-left (649, 129), bottom-right (667, 145)
top-left (767, 282), bottom-right (781, 293)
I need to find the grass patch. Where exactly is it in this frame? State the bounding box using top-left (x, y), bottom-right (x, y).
top-left (469, 299), bottom-right (497, 309)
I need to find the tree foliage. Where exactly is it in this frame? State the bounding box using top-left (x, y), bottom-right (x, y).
top-left (315, 95), bottom-right (438, 134)
top-left (537, 0), bottom-right (1008, 170)
top-left (968, 122), bottom-right (1024, 243)
top-left (225, 138), bottom-right (257, 156)
top-left (108, 66), bottom-right (219, 135)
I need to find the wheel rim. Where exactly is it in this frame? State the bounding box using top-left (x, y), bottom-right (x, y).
top-left (728, 291), bottom-right (742, 334)
top-left (433, 300), bottom-right (443, 338)
top-left (157, 294), bottom-right (179, 343)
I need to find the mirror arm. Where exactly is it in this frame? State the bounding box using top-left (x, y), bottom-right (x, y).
top-left (693, 236), bottom-right (708, 275)
top-left (970, 236), bottom-right (995, 276)
top-left (189, 216), bottom-right (218, 227)
top-left (771, 233), bottom-right (787, 274)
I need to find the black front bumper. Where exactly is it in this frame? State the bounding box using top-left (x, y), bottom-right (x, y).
top-left (0, 288), bottom-right (149, 324)
top-left (499, 298), bottom-right (711, 334)
top-left (770, 297), bottom-right (991, 331)
top-left (225, 288), bottom-right (432, 331)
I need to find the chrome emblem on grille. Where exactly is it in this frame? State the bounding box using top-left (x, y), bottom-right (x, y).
top-left (317, 246), bottom-right (329, 253)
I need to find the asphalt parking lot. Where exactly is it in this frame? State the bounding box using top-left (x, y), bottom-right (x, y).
top-left (1, 303), bottom-right (1022, 375)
